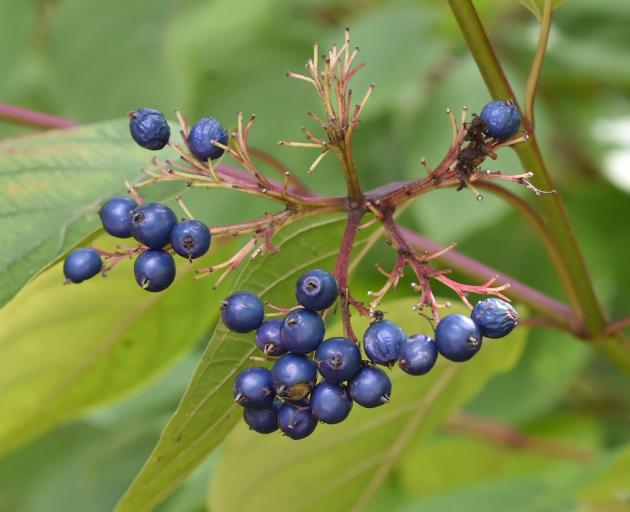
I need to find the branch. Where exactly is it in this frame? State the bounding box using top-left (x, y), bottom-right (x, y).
top-left (0, 103), bottom-right (79, 130)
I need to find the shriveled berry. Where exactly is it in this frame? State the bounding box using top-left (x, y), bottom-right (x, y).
top-left (170, 220), bottom-right (211, 259)
top-left (363, 319), bottom-right (406, 366)
top-left (280, 308), bottom-right (325, 354)
top-left (271, 354), bottom-right (317, 401)
top-left (479, 100), bottom-right (521, 140)
top-left (255, 319), bottom-right (287, 357)
top-left (349, 366), bottom-right (391, 408)
top-left (129, 108), bottom-right (170, 150)
top-left (188, 117), bottom-right (229, 161)
top-left (310, 381), bottom-right (353, 424)
top-left (130, 203), bottom-right (177, 249)
top-left (295, 269), bottom-right (338, 311)
top-left (233, 367), bottom-right (275, 409)
top-left (277, 401), bottom-right (317, 440)
top-left (134, 249), bottom-right (176, 292)
top-left (314, 337), bottom-right (362, 383)
top-left (398, 334), bottom-right (438, 375)
top-left (471, 298), bottom-right (518, 339)
top-left (99, 196), bottom-right (137, 238)
top-left (435, 314), bottom-right (483, 362)
top-left (220, 291), bottom-right (264, 333)
top-left (63, 248), bottom-right (102, 283)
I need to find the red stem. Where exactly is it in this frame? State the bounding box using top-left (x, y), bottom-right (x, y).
top-left (0, 103), bottom-right (79, 130)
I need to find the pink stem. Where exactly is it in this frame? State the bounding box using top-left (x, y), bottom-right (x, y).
top-left (0, 103), bottom-right (79, 130)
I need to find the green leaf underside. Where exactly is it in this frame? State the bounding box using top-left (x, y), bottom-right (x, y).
top-left (208, 297), bottom-right (527, 512)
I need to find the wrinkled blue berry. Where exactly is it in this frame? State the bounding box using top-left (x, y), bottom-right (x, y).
top-left (398, 334), bottom-right (438, 375)
top-left (363, 319), bottom-right (406, 366)
top-left (129, 108), bottom-right (170, 150)
top-left (295, 269), bottom-right (338, 311)
top-left (233, 367), bottom-right (275, 409)
top-left (170, 220), bottom-right (211, 259)
top-left (471, 298), bottom-right (519, 339)
top-left (277, 401), bottom-right (317, 440)
top-left (435, 314), bottom-right (483, 362)
top-left (310, 381), bottom-right (353, 424)
top-left (63, 248), bottom-right (102, 283)
top-left (188, 117), bottom-right (229, 161)
top-left (130, 203), bottom-right (178, 249)
top-left (271, 354), bottom-right (317, 401)
top-left (280, 308), bottom-right (325, 354)
top-left (220, 291), bottom-right (265, 333)
top-left (349, 366), bottom-right (392, 408)
top-left (479, 100), bottom-right (521, 140)
top-left (99, 196), bottom-right (137, 238)
top-left (134, 249), bottom-right (176, 292)
top-left (255, 319), bottom-right (287, 357)
top-left (314, 337), bottom-right (363, 383)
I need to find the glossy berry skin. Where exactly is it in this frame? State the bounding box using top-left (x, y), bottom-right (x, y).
top-left (220, 291), bottom-right (264, 333)
top-left (188, 117), bottom-right (229, 161)
top-left (363, 320), bottom-right (406, 366)
top-left (170, 220), bottom-right (211, 259)
top-left (63, 248), bottom-right (102, 283)
top-left (435, 314), bottom-right (483, 362)
top-left (349, 366), bottom-right (392, 408)
top-left (277, 401), bottom-right (317, 440)
top-left (129, 108), bottom-right (170, 150)
top-left (233, 367), bottom-right (275, 409)
top-left (243, 407), bottom-right (279, 434)
top-left (479, 100), bottom-right (521, 140)
top-left (471, 298), bottom-right (519, 339)
top-left (255, 319), bottom-right (287, 357)
top-left (98, 196), bottom-right (137, 238)
top-left (129, 203), bottom-right (178, 249)
top-left (398, 334), bottom-right (438, 376)
top-left (295, 269), bottom-right (338, 311)
top-left (271, 354), bottom-right (317, 401)
top-left (134, 249), bottom-right (176, 292)
top-left (310, 381), bottom-right (353, 424)
top-left (314, 337), bottom-right (363, 383)
top-left (280, 308), bottom-right (325, 354)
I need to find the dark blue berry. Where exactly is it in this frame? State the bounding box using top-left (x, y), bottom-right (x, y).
top-left (170, 220), bottom-right (211, 260)
top-left (280, 308), bottom-right (325, 354)
top-left (129, 108), bottom-right (170, 150)
top-left (277, 401), bottom-right (317, 440)
top-left (129, 203), bottom-right (178, 249)
top-left (98, 196), bottom-right (137, 238)
top-left (295, 269), bottom-right (338, 311)
top-left (479, 100), bottom-right (521, 140)
top-left (255, 319), bottom-right (287, 357)
top-left (471, 298), bottom-right (519, 339)
top-left (398, 334), bottom-right (438, 375)
top-left (310, 381), bottom-right (353, 424)
top-left (363, 319), bottom-right (406, 366)
top-left (188, 117), bottom-right (229, 161)
top-left (435, 314), bottom-right (483, 362)
top-left (314, 337), bottom-right (362, 383)
top-left (233, 367), bottom-right (275, 409)
top-left (271, 354), bottom-right (317, 401)
top-left (220, 291), bottom-right (265, 333)
top-left (349, 366), bottom-right (392, 408)
top-left (63, 248), bottom-right (102, 283)
top-left (134, 249), bottom-right (176, 292)
top-left (243, 407), bottom-right (279, 434)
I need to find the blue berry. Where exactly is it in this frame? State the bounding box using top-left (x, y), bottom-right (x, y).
top-left (280, 308), bottom-right (325, 354)
top-left (243, 407), bottom-right (279, 434)
top-left (130, 203), bottom-right (178, 249)
top-left (255, 319), bottom-right (287, 357)
top-left (63, 248), bottom-right (102, 283)
top-left (134, 249), bottom-right (176, 292)
top-left (99, 196), bottom-right (137, 238)
top-left (398, 334), bottom-right (438, 375)
top-left (220, 291), bottom-right (265, 333)
top-left (314, 337), bottom-right (362, 383)
top-left (277, 401), bottom-right (317, 440)
top-left (479, 100), bottom-right (521, 140)
top-left (188, 117), bottom-right (229, 161)
top-left (471, 298), bottom-right (519, 339)
top-left (170, 220), bottom-right (211, 260)
top-left (233, 367), bottom-right (275, 409)
top-left (310, 381), bottom-right (353, 424)
top-left (129, 108), bottom-right (170, 150)
top-left (271, 354), bottom-right (317, 401)
top-left (349, 366), bottom-right (392, 408)
top-left (435, 314), bottom-right (483, 362)
top-left (363, 319), bottom-right (406, 366)
top-left (295, 269), bottom-right (338, 311)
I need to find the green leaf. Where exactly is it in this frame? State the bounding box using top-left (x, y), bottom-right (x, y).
top-left (518, 0), bottom-right (568, 20)
top-left (579, 444), bottom-right (630, 510)
top-left (207, 298), bottom-right (527, 512)
top-left (115, 214), bottom-right (382, 512)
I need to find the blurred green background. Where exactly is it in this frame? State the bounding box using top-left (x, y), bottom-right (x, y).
top-left (0, 0), bottom-right (629, 511)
